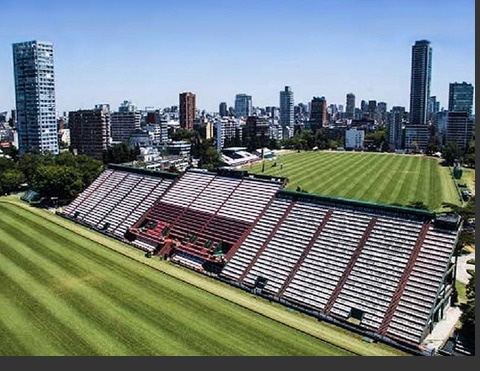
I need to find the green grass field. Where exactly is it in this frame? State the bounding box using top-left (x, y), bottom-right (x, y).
top-left (0, 199), bottom-right (407, 356)
top-left (246, 151), bottom-right (461, 211)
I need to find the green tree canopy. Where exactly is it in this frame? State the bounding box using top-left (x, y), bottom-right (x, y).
top-left (442, 142), bottom-right (463, 166)
top-left (105, 142), bottom-right (140, 164)
top-left (0, 169), bottom-right (26, 194)
top-left (171, 128), bottom-right (194, 142)
top-left (0, 156), bottom-right (15, 173)
top-left (32, 165), bottom-right (84, 200)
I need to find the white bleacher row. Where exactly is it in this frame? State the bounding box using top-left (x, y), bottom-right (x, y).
top-left (282, 212), bottom-right (371, 310)
top-left (160, 171), bottom-right (282, 223)
top-left (189, 176), bottom-right (240, 214)
top-left (63, 169), bottom-right (114, 214)
top-left (242, 202), bottom-right (329, 293)
top-left (223, 195), bottom-right (458, 345)
top-left (63, 169), bottom-right (174, 238)
top-left (77, 171), bottom-right (135, 226)
top-left (216, 180), bottom-right (281, 223)
top-left (386, 226), bottom-right (458, 344)
top-left (86, 173), bottom-right (142, 226)
top-left (78, 171), bottom-right (129, 225)
top-left (221, 199), bottom-right (291, 280)
top-left (330, 215), bottom-right (421, 331)
top-left (113, 179), bottom-right (172, 237)
top-left (170, 254), bottom-right (204, 271)
top-left (132, 237), bottom-right (157, 252)
top-left (161, 172), bottom-right (216, 207)
top-left (102, 176), bottom-right (161, 235)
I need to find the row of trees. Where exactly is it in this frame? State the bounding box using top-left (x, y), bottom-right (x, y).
top-left (445, 196), bottom-right (475, 342)
top-left (281, 128), bottom-right (346, 151)
top-left (0, 151), bottom-right (104, 202)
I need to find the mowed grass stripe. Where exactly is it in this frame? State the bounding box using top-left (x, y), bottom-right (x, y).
top-left (0, 241), bottom-right (131, 355)
top-left (0, 200), bottom-right (407, 356)
top-left (0, 210), bottom-right (318, 356)
top-left (0, 207), bottom-right (299, 356)
top-left (386, 155), bottom-right (416, 206)
top-left (247, 152), bottom-right (460, 210)
top-left (281, 153), bottom-right (353, 187)
top-left (0, 291), bottom-right (61, 355)
top-left (368, 155), bottom-right (405, 203)
top-left (346, 154), bottom-right (396, 201)
top-left (0, 220), bottom-right (201, 355)
top-left (302, 154), bottom-right (372, 195)
top-left (0, 204), bottom-right (351, 356)
top-left (288, 153), bottom-right (367, 193)
top-left (0, 206), bottom-right (318, 356)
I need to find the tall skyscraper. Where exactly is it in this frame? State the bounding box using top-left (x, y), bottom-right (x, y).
top-left (234, 94), bottom-right (253, 118)
top-left (345, 93), bottom-right (355, 119)
top-left (13, 40), bottom-right (59, 154)
top-left (388, 106), bottom-right (406, 150)
top-left (219, 102), bottom-right (228, 117)
top-left (310, 96), bottom-right (328, 127)
top-left (448, 82), bottom-right (474, 117)
top-left (368, 100), bottom-right (377, 119)
top-left (179, 92), bottom-right (196, 130)
top-left (428, 96), bottom-right (440, 116)
top-left (69, 105), bottom-right (110, 161)
top-left (376, 102), bottom-right (387, 124)
top-left (279, 86), bottom-right (294, 135)
top-left (409, 40), bottom-right (432, 125)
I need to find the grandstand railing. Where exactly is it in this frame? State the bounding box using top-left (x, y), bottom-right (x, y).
top-left (324, 217), bottom-right (378, 314)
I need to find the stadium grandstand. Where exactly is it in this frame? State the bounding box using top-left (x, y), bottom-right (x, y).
top-left (60, 164), bottom-right (461, 354)
top-left (60, 164), bottom-right (177, 239)
top-left (220, 147), bottom-right (260, 167)
top-left (220, 190), bottom-right (460, 349)
top-left (127, 168), bottom-right (286, 271)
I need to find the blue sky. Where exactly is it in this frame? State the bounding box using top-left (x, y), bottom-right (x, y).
top-left (0, 0), bottom-right (475, 114)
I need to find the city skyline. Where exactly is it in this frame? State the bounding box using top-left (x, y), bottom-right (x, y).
top-left (0, 0), bottom-right (475, 114)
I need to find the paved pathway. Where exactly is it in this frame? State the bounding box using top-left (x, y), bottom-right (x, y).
top-left (456, 252), bottom-right (475, 284)
top-left (422, 306), bottom-right (462, 352)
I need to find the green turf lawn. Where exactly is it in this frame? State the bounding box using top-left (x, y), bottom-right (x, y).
top-left (246, 151), bottom-right (461, 211)
top-left (0, 200), bottom-right (407, 356)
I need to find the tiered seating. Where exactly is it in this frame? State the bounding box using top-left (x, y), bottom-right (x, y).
top-left (329, 216), bottom-right (423, 330)
top-left (60, 166), bottom-right (176, 239)
top-left (221, 191), bottom-right (460, 346)
top-left (241, 202), bottom-right (330, 293)
top-left (189, 176), bottom-right (241, 214)
top-left (161, 171), bottom-right (216, 207)
top-left (63, 169), bottom-right (114, 216)
top-left (282, 208), bottom-right (373, 311)
top-left (77, 171), bottom-right (130, 225)
top-left (111, 178), bottom-right (172, 237)
top-left (217, 179), bottom-right (280, 223)
top-left (385, 226), bottom-right (457, 344)
top-left (85, 173), bottom-right (141, 227)
top-left (220, 198), bottom-right (292, 280)
top-left (130, 169), bottom-right (283, 264)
